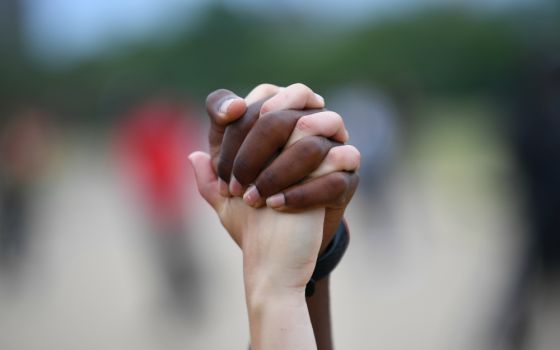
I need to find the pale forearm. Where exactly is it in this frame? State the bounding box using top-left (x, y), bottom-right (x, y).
top-left (242, 211), bottom-right (323, 350)
top-left (247, 289), bottom-right (316, 350)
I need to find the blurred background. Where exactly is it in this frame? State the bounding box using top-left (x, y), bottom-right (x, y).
top-left (1, 0), bottom-right (559, 349)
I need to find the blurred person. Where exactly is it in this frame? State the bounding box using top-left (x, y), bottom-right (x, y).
top-left (115, 97), bottom-right (202, 316)
top-left (496, 57), bottom-right (560, 350)
top-left (0, 109), bottom-right (51, 281)
top-left (329, 85), bottom-right (399, 198)
top-left (514, 58), bottom-right (560, 286)
top-left (191, 83), bottom-right (359, 349)
top-left (328, 86), bottom-right (401, 254)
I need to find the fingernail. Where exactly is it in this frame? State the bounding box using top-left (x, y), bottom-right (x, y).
top-left (218, 178), bottom-right (229, 197)
top-left (243, 185), bottom-right (261, 207)
top-left (229, 176), bottom-right (244, 196)
top-left (266, 193), bottom-right (285, 208)
top-left (314, 93), bottom-right (325, 105)
top-left (219, 99), bottom-right (235, 116)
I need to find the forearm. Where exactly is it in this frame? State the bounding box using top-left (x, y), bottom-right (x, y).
top-left (246, 287), bottom-right (316, 350)
top-left (245, 276), bottom-right (332, 350)
top-left (242, 211), bottom-right (324, 350)
top-left (308, 218), bottom-right (350, 350)
top-left (307, 277), bottom-right (333, 350)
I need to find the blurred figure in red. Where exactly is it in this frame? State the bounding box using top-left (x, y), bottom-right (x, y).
top-left (115, 97), bottom-right (202, 317)
top-left (0, 109), bottom-right (51, 280)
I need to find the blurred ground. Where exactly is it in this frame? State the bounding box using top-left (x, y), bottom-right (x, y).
top-left (1, 111), bottom-right (556, 350)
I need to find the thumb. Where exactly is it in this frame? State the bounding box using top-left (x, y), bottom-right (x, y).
top-left (188, 151), bottom-right (223, 209)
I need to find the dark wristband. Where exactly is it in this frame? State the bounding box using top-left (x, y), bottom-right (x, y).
top-left (305, 220), bottom-right (350, 297)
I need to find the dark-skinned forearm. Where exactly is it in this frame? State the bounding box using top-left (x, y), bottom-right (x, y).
top-left (306, 276), bottom-right (333, 350)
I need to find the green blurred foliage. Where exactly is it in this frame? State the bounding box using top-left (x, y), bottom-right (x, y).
top-left (1, 4), bottom-right (558, 122)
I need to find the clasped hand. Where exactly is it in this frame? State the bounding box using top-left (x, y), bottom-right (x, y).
top-left (189, 83), bottom-right (359, 349)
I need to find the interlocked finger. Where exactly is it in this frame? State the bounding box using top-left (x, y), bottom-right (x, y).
top-left (308, 145), bottom-right (360, 179)
top-left (259, 83), bottom-right (324, 115)
top-left (285, 111), bottom-right (349, 148)
top-left (244, 83), bottom-right (281, 105)
top-left (242, 136), bottom-right (339, 207)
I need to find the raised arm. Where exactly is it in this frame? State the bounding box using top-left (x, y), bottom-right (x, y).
top-left (198, 83), bottom-right (359, 349)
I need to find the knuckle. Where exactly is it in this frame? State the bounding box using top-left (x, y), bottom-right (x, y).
top-left (326, 173), bottom-right (349, 206)
top-left (254, 83), bottom-right (278, 95)
top-left (324, 111), bottom-right (345, 132)
top-left (348, 145), bottom-right (362, 168)
top-left (346, 144), bottom-right (360, 158)
top-left (298, 137), bottom-right (328, 159)
top-left (289, 83), bottom-right (310, 93)
top-left (329, 147), bottom-right (344, 165)
top-left (260, 100), bottom-right (274, 114)
top-left (329, 172), bottom-right (348, 194)
top-left (329, 145), bottom-right (358, 165)
top-left (259, 110), bottom-right (282, 126)
top-left (257, 111), bottom-right (290, 141)
top-left (324, 110), bottom-right (343, 122)
top-left (339, 145), bottom-right (361, 168)
top-left (295, 116), bottom-right (315, 133)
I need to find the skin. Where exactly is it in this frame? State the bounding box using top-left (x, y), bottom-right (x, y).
top-left (190, 149), bottom-right (323, 349)
top-left (205, 85), bottom-right (359, 252)
top-left (192, 83), bottom-right (360, 349)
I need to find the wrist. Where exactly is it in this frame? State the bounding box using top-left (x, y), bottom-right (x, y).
top-left (244, 266), bottom-right (307, 307)
top-left (247, 286), bottom-right (306, 315)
